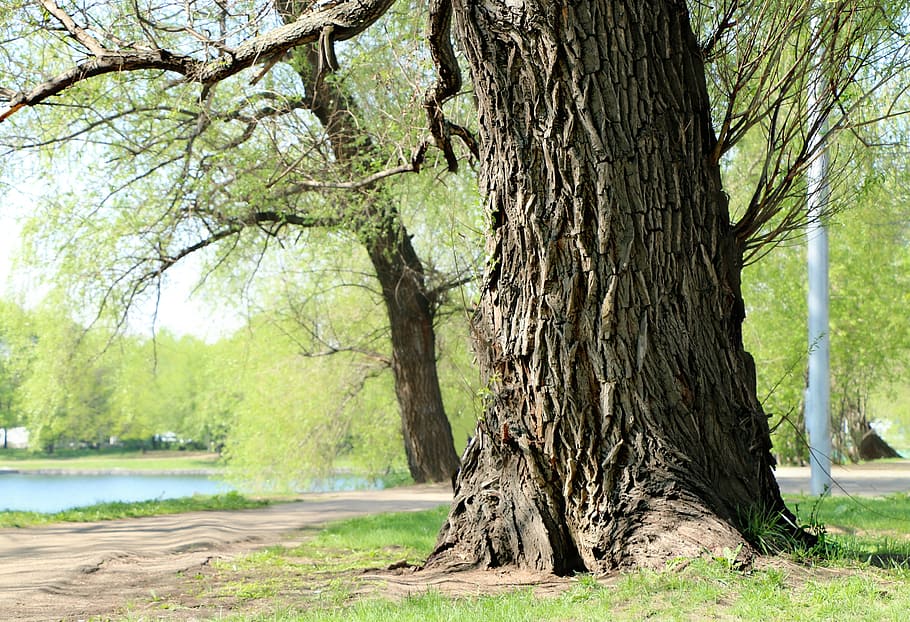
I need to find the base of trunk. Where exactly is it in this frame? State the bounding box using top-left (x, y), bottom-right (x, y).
top-left (428, 494), bottom-right (758, 573)
top-left (426, 438), bottom-right (810, 574)
top-left (859, 430), bottom-right (901, 461)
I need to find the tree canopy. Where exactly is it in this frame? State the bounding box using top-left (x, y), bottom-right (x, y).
top-left (1, 0), bottom-right (487, 483)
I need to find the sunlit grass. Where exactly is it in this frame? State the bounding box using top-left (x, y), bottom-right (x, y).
top-left (0, 491), bottom-right (269, 527)
top-left (301, 505), bottom-right (448, 563)
top-left (785, 493), bottom-right (910, 536)
top-left (217, 563), bottom-right (910, 622)
top-left (0, 448), bottom-right (223, 472)
top-left (199, 497), bottom-right (910, 621)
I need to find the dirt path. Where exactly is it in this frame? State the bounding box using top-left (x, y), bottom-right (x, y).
top-left (775, 460), bottom-right (910, 496)
top-left (0, 484), bottom-right (451, 621)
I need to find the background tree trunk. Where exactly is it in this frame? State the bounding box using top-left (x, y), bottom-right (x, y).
top-left (368, 219), bottom-right (461, 482)
top-left (282, 35), bottom-right (460, 483)
top-left (429, 0), bottom-right (799, 572)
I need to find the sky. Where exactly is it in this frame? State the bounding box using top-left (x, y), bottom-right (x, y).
top-left (0, 211), bottom-right (18, 286)
top-left (0, 186), bottom-right (241, 341)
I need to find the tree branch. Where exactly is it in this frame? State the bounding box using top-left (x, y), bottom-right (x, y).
top-left (38, 0), bottom-right (107, 56)
top-left (719, 1), bottom-right (910, 252)
top-left (700, 0), bottom-right (739, 61)
top-left (250, 210), bottom-right (345, 230)
top-left (0, 0), bottom-right (396, 122)
top-left (425, 0), bottom-right (478, 171)
top-left (272, 146), bottom-right (430, 197)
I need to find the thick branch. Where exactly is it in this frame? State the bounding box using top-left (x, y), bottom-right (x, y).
top-left (38, 0), bottom-right (107, 55)
top-left (0, 0), bottom-right (396, 121)
top-left (425, 0), bottom-right (476, 171)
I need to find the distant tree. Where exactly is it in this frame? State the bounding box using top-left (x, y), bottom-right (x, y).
top-left (2, 296), bottom-right (116, 450)
top-left (222, 266), bottom-right (480, 488)
top-left (0, 300), bottom-right (29, 446)
top-left (223, 311), bottom-right (405, 488)
top-left (1, 0), bottom-right (480, 482)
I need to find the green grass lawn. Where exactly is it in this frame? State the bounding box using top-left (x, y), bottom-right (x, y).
top-left (176, 496), bottom-right (910, 622)
top-left (0, 492), bottom-right (270, 527)
top-left (0, 448), bottom-right (223, 472)
top-left (787, 493), bottom-right (910, 534)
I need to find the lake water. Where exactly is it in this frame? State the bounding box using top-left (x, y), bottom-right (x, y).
top-left (0, 472), bottom-right (232, 513)
top-left (0, 472), bottom-right (385, 513)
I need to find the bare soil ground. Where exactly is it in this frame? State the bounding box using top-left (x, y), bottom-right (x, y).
top-left (1, 463), bottom-right (908, 621)
top-left (0, 484), bottom-right (453, 621)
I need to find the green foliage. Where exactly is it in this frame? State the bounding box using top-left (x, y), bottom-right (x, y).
top-left (870, 385), bottom-right (910, 454)
top-left (0, 299), bottom-right (28, 434)
top-left (7, 294), bottom-right (116, 450)
top-left (741, 142), bottom-right (910, 464)
top-left (434, 310), bottom-right (482, 454)
top-left (215, 224), bottom-right (480, 488)
top-left (109, 331), bottom-right (239, 449)
top-left (0, 296), bottom-right (240, 451)
top-left (2, 1), bottom-right (484, 488)
top-left (222, 289), bottom-right (408, 490)
top-left (3, 2), bottom-right (480, 338)
top-left (0, 281), bottom-right (477, 487)
top-left (742, 243), bottom-right (810, 464)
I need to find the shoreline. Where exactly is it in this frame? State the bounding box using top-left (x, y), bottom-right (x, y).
top-left (0, 467), bottom-right (223, 476)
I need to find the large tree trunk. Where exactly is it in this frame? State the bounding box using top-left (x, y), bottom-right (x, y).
top-left (428, 1), bottom-right (799, 572)
top-left (279, 19), bottom-right (460, 482)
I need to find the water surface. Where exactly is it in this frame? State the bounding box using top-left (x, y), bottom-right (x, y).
top-left (0, 472), bottom-right (231, 513)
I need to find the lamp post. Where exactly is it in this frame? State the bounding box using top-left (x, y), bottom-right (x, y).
top-left (806, 10), bottom-right (833, 496)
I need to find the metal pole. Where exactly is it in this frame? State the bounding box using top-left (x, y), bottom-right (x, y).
top-left (806, 11), bottom-right (832, 496)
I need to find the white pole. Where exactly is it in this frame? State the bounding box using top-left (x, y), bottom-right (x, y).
top-left (806, 11), bottom-right (832, 496)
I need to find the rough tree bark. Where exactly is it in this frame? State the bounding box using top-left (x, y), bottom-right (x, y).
top-left (280, 11), bottom-right (460, 483)
top-left (428, 0), bottom-right (800, 571)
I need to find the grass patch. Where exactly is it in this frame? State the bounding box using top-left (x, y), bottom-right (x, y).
top-left (783, 493), bottom-right (910, 568)
top-left (0, 448), bottom-right (223, 472)
top-left (186, 496), bottom-right (910, 621)
top-left (199, 506), bottom-right (449, 609)
top-left (300, 505), bottom-right (448, 565)
top-left (212, 561), bottom-right (910, 622)
top-left (0, 491), bottom-right (269, 527)
top-left (786, 493), bottom-right (910, 536)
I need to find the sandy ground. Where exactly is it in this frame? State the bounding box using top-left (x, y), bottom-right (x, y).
top-left (1, 463), bottom-right (907, 621)
top-left (0, 484), bottom-right (452, 621)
